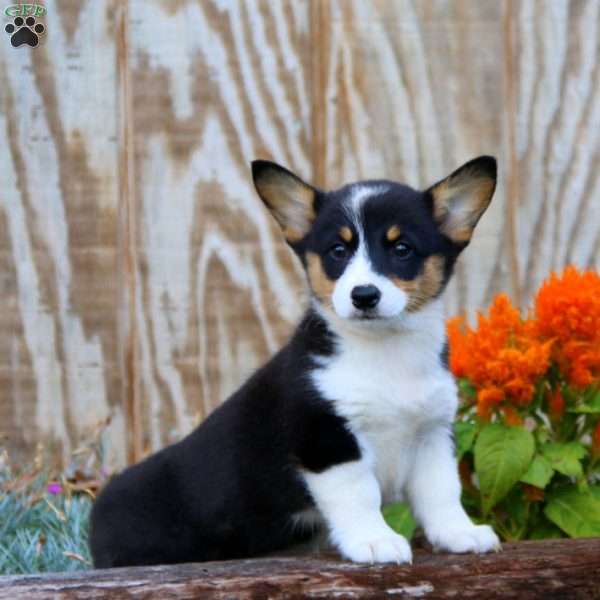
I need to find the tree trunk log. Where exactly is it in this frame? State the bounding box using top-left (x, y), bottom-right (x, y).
top-left (1, 539), bottom-right (599, 599)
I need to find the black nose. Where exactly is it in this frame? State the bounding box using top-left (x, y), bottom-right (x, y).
top-left (351, 285), bottom-right (381, 310)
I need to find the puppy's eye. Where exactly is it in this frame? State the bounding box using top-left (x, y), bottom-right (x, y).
top-left (329, 243), bottom-right (348, 261)
top-left (392, 241), bottom-right (413, 259)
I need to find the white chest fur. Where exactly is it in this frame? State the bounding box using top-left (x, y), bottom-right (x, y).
top-left (311, 301), bottom-right (458, 503)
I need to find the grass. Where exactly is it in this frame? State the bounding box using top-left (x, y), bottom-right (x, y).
top-left (0, 490), bottom-right (93, 575)
top-left (0, 439), bottom-right (106, 576)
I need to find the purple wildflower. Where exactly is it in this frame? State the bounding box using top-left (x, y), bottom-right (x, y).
top-left (47, 482), bottom-right (62, 495)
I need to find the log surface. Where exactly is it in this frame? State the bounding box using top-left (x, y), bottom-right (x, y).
top-left (1, 539), bottom-right (599, 599)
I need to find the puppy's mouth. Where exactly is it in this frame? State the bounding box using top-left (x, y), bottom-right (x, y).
top-left (351, 310), bottom-right (384, 321)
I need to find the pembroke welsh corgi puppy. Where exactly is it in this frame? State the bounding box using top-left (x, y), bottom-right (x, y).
top-left (90, 156), bottom-right (500, 568)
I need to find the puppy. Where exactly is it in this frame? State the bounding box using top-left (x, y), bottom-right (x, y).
top-left (90, 157), bottom-right (500, 568)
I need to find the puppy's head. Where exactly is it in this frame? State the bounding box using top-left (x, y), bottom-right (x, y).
top-left (252, 157), bottom-right (496, 324)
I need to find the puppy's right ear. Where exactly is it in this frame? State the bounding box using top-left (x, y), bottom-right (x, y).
top-left (252, 161), bottom-right (317, 243)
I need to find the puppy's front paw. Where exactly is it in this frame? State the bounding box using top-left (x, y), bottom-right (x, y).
top-left (340, 533), bottom-right (412, 564)
top-left (428, 524), bottom-right (500, 554)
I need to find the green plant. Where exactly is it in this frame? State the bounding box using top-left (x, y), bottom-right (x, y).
top-left (448, 267), bottom-right (600, 541)
top-left (0, 440), bottom-right (104, 575)
top-left (0, 490), bottom-right (93, 575)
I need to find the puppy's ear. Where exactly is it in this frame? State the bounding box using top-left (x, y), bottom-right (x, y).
top-left (252, 160), bottom-right (317, 243)
top-left (428, 156), bottom-right (497, 245)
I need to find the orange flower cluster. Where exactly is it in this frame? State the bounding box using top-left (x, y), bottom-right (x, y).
top-left (448, 294), bottom-right (552, 419)
top-left (534, 267), bottom-right (600, 388)
top-left (448, 267), bottom-right (600, 421)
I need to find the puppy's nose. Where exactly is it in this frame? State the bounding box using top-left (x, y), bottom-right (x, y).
top-left (351, 285), bottom-right (381, 310)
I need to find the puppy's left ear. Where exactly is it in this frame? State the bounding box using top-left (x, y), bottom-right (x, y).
top-left (428, 156), bottom-right (497, 245)
top-left (252, 160), bottom-right (317, 243)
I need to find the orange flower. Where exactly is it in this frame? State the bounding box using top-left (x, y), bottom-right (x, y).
top-left (447, 316), bottom-right (469, 378)
top-left (477, 387), bottom-right (504, 419)
top-left (534, 267), bottom-right (600, 388)
top-left (447, 294), bottom-right (552, 419)
top-left (546, 388), bottom-right (565, 422)
top-left (502, 405), bottom-right (523, 426)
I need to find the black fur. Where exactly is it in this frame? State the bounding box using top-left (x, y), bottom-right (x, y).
top-left (440, 339), bottom-right (449, 370)
top-left (291, 181), bottom-right (464, 295)
top-left (89, 311), bottom-right (358, 568)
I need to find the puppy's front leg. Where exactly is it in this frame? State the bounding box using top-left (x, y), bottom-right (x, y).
top-left (303, 458), bottom-right (412, 564)
top-left (407, 426), bottom-right (500, 554)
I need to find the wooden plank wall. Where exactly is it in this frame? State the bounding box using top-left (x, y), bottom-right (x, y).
top-left (0, 0), bottom-right (598, 468)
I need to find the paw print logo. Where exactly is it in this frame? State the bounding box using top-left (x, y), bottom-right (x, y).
top-left (5, 16), bottom-right (45, 48)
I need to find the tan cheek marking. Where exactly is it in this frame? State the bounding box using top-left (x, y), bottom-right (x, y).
top-left (339, 226), bottom-right (353, 243)
top-left (306, 252), bottom-right (335, 308)
top-left (392, 255), bottom-right (445, 312)
top-left (386, 225), bottom-right (402, 242)
top-left (391, 276), bottom-right (419, 301)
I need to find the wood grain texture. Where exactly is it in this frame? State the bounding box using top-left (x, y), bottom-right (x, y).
top-left (507, 0), bottom-right (600, 304)
top-left (316, 0), bottom-right (510, 319)
top-left (0, 1), bottom-right (599, 466)
top-left (0, 0), bottom-right (127, 465)
top-left (127, 0), bottom-right (311, 456)
top-left (1, 539), bottom-right (600, 599)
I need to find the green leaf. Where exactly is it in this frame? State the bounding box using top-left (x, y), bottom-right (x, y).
top-left (458, 379), bottom-right (477, 399)
top-left (474, 423), bottom-right (535, 515)
top-left (454, 422), bottom-right (477, 460)
top-left (583, 386), bottom-right (600, 403)
top-left (520, 455), bottom-right (554, 489)
top-left (535, 427), bottom-right (551, 446)
top-left (528, 520), bottom-right (565, 540)
top-left (568, 391), bottom-right (600, 414)
top-left (382, 503), bottom-right (417, 540)
top-left (590, 486), bottom-right (600, 502)
top-left (541, 442), bottom-right (587, 478)
top-left (544, 488), bottom-right (600, 537)
top-left (500, 487), bottom-right (530, 540)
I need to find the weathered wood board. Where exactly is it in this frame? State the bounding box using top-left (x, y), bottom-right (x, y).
top-left (507, 0), bottom-right (600, 300)
top-left (313, 0), bottom-right (512, 319)
top-left (127, 0), bottom-right (312, 460)
top-left (0, 1), bottom-right (599, 467)
top-left (0, 0), bottom-right (127, 465)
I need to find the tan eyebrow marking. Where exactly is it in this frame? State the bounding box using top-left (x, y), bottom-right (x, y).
top-left (339, 226), bottom-right (353, 243)
top-left (386, 225), bottom-right (402, 242)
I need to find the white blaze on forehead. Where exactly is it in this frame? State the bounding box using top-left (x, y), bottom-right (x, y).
top-left (329, 182), bottom-right (406, 321)
top-left (346, 183), bottom-right (391, 229)
top-left (330, 182), bottom-right (405, 320)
